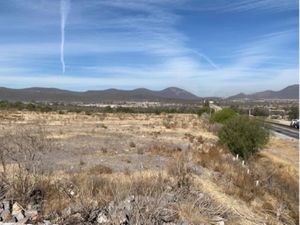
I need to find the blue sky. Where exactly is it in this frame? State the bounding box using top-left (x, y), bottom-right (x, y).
top-left (0, 0), bottom-right (298, 96)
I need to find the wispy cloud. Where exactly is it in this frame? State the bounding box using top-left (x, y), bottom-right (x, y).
top-left (0, 0), bottom-right (297, 96)
top-left (60, 0), bottom-right (70, 74)
top-left (183, 0), bottom-right (298, 13)
top-left (223, 0), bottom-right (298, 12)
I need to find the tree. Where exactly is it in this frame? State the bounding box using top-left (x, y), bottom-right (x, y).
top-left (210, 108), bottom-right (236, 124)
top-left (288, 107), bottom-right (299, 120)
top-left (252, 107), bottom-right (269, 117)
top-left (218, 116), bottom-right (269, 159)
top-left (104, 106), bottom-right (113, 113)
top-left (197, 106), bottom-right (210, 116)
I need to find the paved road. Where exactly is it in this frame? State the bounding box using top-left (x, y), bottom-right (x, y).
top-left (269, 124), bottom-right (299, 139)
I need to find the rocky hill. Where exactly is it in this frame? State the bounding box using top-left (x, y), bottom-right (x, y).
top-left (0, 87), bottom-right (200, 103)
top-left (228, 84), bottom-right (299, 100)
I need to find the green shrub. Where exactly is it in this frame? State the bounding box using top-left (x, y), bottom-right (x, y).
top-left (218, 116), bottom-right (269, 159)
top-left (26, 103), bottom-right (37, 111)
top-left (210, 108), bottom-right (236, 124)
top-left (197, 106), bottom-right (210, 116)
top-left (288, 107), bottom-right (299, 120)
top-left (252, 107), bottom-right (269, 117)
top-left (103, 106), bottom-right (113, 113)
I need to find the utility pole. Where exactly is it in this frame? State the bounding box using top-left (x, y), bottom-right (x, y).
top-left (209, 101), bottom-right (213, 117)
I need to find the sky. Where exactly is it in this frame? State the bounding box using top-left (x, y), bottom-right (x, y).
top-left (0, 0), bottom-right (298, 97)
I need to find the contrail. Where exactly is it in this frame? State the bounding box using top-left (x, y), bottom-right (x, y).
top-left (191, 50), bottom-right (219, 69)
top-left (60, 0), bottom-right (70, 74)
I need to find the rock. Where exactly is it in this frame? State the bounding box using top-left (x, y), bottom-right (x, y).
top-left (16, 217), bottom-right (29, 224)
top-left (42, 220), bottom-right (53, 225)
top-left (61, 204), bottom-right (81, 218)
top-left (12, 202), bottom-right (24, 214)
top-left (13, 210), bottom-right (26, 222)
top-left (158, 207), bottom-right (179, 223)
top-left (107, 201), bottom-right (115, 213)
top-left (179, 143), bottom-right (190, 151)
top-left (0, 209), bottom-right (11, 222)
top-left (88, 209), bottom-right (101, 222)
top-left (61, 207), bottom-right (72, 217)
top-left (97, 211), bottom-right (109, 224)
top-left (12, 202), bottom-right (26, 222)
top-left (26, 188), bottom-right (44, 216)
top-left (187, 164), bottom-right (203, 176)
top-left (178, 219), bottom-right (189, 225)
top-left (88, 208), bottom-right (110, 224)
top-left (198, 144), bottom-right (203, 150)
top-left (212, 216), bottom-right (225, 225)
top-left (29, 188), bottom-right (43, 205)
top-left (165, 193), bottom-right (177, 203)
top-left (2, 200), bottom-right (11, 211)
top-left (64, 212), bottom-right (84, 225)
top-left (117, 195), bottom-right (134, 212)
top-left (110, 196), bottom-right (135, 225)
top-left (25, 209), bottom-right (39, 221)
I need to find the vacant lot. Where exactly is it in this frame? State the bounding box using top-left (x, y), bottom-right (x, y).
top-left (0, 111), bottom-right (298, 225)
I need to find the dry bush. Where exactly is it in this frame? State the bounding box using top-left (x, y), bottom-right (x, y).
top-left (193, 143), bottom-right (298, 225)
top-left (0, 123), bottom-right (52, 203)
top-left (98, 123), bottom-right (107, 129)
top-left (97, 113), bottom-right (106, 121)
top-left (129, 141), bottom-right (136, 148)
top-left (248, 156), bottom-right (299, 224)
top-left (184, 133), bottom-right (195, 143)
top-left (137, 147), bottom-right (144, 155)
top-left (44, 171), bottom-right (174, 219)
top-left (149, 144), bottom-right (182, 158)
top-left (162, 116), bottom-right (177, 129)
top-left (167, 153), bottom-right (193, 189)
top-left (118, 113), bottom-right (125, 120)
top-left (88, 164), bottom-right (113, 175)
top-left (194, 147), bottom-right (263, 201)
top-left (179, 192), bottom-right (233, 224)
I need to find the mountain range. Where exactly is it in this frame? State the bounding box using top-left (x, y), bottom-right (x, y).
top-left (0, 84), bottom-right (298, 103)
top-left (228, 84), bottom-right (299, 100)
top-left (0, 87), bottom-right (200, 103)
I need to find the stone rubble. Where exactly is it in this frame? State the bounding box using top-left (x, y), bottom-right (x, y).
top-left (0, 183), bottom-right (226, 225)
top-left (0, 192), bottom-right (195, 225)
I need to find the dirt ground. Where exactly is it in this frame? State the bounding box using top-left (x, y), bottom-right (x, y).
top-left (0, 110), bottom-right (297, 174)
top-left (0, 111), bottom-right (298, 225)
top-left (0, 112), bottom-right (216, 172)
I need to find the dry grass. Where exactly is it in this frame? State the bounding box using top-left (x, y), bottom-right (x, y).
top-left (0, 111), bottom-right (298, 225)
top-left (149, 144), bottom-right (182, 157)
top-left (192, 143), bottom-right (298, 225)
top-left (193, 146), bottom-right (263, 201)
top-left (87, 164), bottom-right (113, 175)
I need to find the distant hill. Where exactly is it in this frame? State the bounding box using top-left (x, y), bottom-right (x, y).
top-left (0, 87), bottom-right (200, 103)
top-left (228, 84), bottom-right (299, 100)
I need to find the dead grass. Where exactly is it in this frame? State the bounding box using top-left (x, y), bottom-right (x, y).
top-left (193, 146), bottom-right (263, 202)
top-left (0, 111), bottom-right (298, 225)
top-left (149, 144), bottom-right (182, 158)
top-left (193, 143), bottom-right (298, 225)
top-left (87, 164), bottom-right (113, 175)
